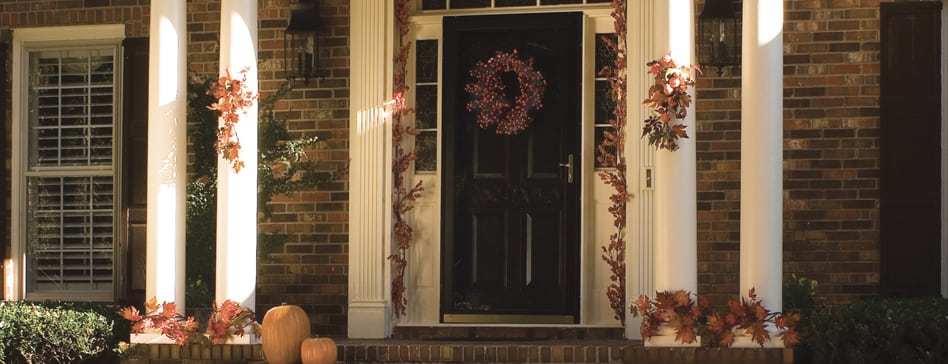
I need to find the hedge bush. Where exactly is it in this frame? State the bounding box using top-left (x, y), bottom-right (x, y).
top-left (809, 297), bottom-right (948, 364)
top-left (0, 301), bottom-right (121, 364)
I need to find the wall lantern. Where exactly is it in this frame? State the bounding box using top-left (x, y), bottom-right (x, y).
top-left (284, 0), bottom-right (322, 82)
top-left (697, 0), bottom-right (740, 76)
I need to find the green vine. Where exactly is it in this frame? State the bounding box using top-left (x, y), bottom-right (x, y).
top-left (185, 76), bottom-right (335, 309)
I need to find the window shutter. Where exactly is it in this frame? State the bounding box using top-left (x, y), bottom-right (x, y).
top-left (1, 41), bottom-right (7, 298)
top-left (879, 1), bottom-right (943, 297)
top-left (121, 37), bottom-right (148, 303)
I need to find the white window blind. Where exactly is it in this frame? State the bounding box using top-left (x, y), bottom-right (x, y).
top-left (25, 48), bottom-right (116, 293)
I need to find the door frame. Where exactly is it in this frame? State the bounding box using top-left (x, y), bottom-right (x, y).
top-left (396, 6), bottom-right (649, 328)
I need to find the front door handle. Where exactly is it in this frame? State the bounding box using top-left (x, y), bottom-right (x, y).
top-left (559, 154), bottom-right (574, 184)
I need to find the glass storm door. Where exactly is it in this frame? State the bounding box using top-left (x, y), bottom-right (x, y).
top-left (441, 12), bottom-right (582, 323)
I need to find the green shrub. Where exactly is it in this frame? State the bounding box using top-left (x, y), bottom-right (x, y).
top-left (0, 301), bottom-right (115, 363)
top-left (809, 297), bottom-right (948, 364)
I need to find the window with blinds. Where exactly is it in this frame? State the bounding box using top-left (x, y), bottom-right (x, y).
top-left (24, 48), bottom-right (117, 294)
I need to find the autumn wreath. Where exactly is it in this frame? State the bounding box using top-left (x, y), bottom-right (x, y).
top-left (465, 50), bottom-right (547, 135)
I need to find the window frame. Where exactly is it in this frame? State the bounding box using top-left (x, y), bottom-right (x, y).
top-left (10, 25), bottom-right (125, 302)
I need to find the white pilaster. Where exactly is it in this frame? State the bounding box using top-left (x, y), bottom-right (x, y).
top-left (647, 0), bottom-right (698, 347)
top-left (737, 0), bottom-right (783, 347)
top-left (216, 0), bottom-right (258, 321)
top-left (625, 0), bottom-right (655, 340)
top-left (144, 0), bottom-right (187, 315)
top-left (348, 0), bottom-right (394, 339)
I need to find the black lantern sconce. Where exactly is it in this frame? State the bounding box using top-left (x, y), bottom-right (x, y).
top-left (284, 0), bottom-right (322, 82)
top-left (697, 0), bottom-right (741, 76)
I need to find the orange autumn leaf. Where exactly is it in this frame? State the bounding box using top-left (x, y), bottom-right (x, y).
top-left (676, 314), bottom-right (698, 344)
top-left (161, 301), bottom-right (178, 318)
top-left (118, 306), bottom-right (141, 322)
top-left (749, 322), bottom-right (771, 346)
top-left (144, 297), bottom-right (159, 313)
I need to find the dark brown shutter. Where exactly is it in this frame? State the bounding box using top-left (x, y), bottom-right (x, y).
top-left (121, 38), bottom-right (148, 303)
top-left (879, 1), bottom-right (943, 297)
top-left (1, 41), bottom-right (7, 298)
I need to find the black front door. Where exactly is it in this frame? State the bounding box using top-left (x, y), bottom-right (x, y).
top-left (441, 13), bottom-right (582, 323)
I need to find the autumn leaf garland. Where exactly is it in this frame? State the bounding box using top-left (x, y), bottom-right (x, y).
top-left (209, 67), bottom-right (258, 173)
top-left (119, 297), bottom-right (260, 345)
top-left (632, 288), bottom-right (800, 348)
top-left (642, 52), bottom-right (700, 151)
top-left (388, 0), bottom-right (424, 319)
top-left (597, 0), bottom-right (629, 324)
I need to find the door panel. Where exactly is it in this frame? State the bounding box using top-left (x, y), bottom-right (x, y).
top-left (441, 12), bottom-right (582, 322)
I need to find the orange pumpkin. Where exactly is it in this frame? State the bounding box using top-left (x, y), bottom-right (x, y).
top-left (300, 337), bottom-right (337, 364)
top-left (261, 304), bottom-right (311, 364)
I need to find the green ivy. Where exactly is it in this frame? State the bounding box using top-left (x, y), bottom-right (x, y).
top-left (185, 77), bottom-right (336, 308)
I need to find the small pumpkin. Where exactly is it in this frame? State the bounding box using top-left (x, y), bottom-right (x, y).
top-left (301, 337), bottom-right (337, 364)
top-left (261, 304), bottom-right (311, 364)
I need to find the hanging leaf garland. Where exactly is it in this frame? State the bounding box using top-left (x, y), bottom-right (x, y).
top-left (465, 50), bottom-right (547, 135)
top-left (641, 52), bottom-right (700, 151)
top-left (388, 0), bottom-right (424, 319)
top-left (597, 0), bottom-right (629, 323)
top-left (209, 67), bottom-right (258, 173)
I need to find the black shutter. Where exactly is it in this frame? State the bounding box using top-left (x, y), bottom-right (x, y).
top-left (879, 1), bottom-right (943, 297)
top-left (1, 41), bottom-right (7, 298)
top-left (121, 38), bottom-right (148, 303)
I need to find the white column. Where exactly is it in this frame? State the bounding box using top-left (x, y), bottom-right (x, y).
top-left (348, 0), bottom-right (394, 339)
top-left (647, 0), bottom-right (698, 347)
top-left (144, 0), bottom-right (187, 314)
top-left (738, 0), bottom-right (783, 347)
top-left (216, 0), bottom-right (258, 327)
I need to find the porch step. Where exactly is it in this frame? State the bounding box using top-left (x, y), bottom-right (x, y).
top-left (118, 341), bottom-right (792, 364)
top-left (336, 339), bottom-right (793, 364)
top-left (336, 339), bottom-right (629, 363)
top-left (391, 326), bottom-right (626, 341)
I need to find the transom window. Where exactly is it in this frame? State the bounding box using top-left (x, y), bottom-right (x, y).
top-left (420, 0), bottom-right (611, 11)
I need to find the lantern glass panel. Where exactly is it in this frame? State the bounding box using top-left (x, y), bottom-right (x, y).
top-left (697, 16), bottom-right (739, 71)
top-left (285, 32), bottom-right (317, 80)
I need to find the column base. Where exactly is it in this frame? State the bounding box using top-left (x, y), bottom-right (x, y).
top-left (731, 327), bottom-right (785, 348)
top-left (348, 300), bottom-right (392, 339)
top-left (643, 323), bottom-right (701, 347)
top-left (129, 333), bottom-right (177, 345)
top-left (129, 332), bottom-right (261, 345)
top-left (643, 336), bottom-right (702, 347)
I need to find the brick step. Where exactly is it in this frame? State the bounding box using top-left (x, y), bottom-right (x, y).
top-left (336, 339), bottom-right (793, 364)
top-left (119, 342), bottom-right (791, 364)
top-left (337, 339), bottom-right (628, 363)
top-left (391, 326), bottom-right (626, 341)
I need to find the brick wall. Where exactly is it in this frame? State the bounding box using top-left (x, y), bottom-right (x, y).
top-left (0, 0), bottom-right (891, 336)
top-left (0, 0), bottom-right (351, 335)
top-left (183, 0), bottom-right (351, 336)
top-left (0, 0), bottom-right (150, 36)
top-left (695, 0), bottom-right (882, 307)
top-left (253, 0), bottom-right (351, 337)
